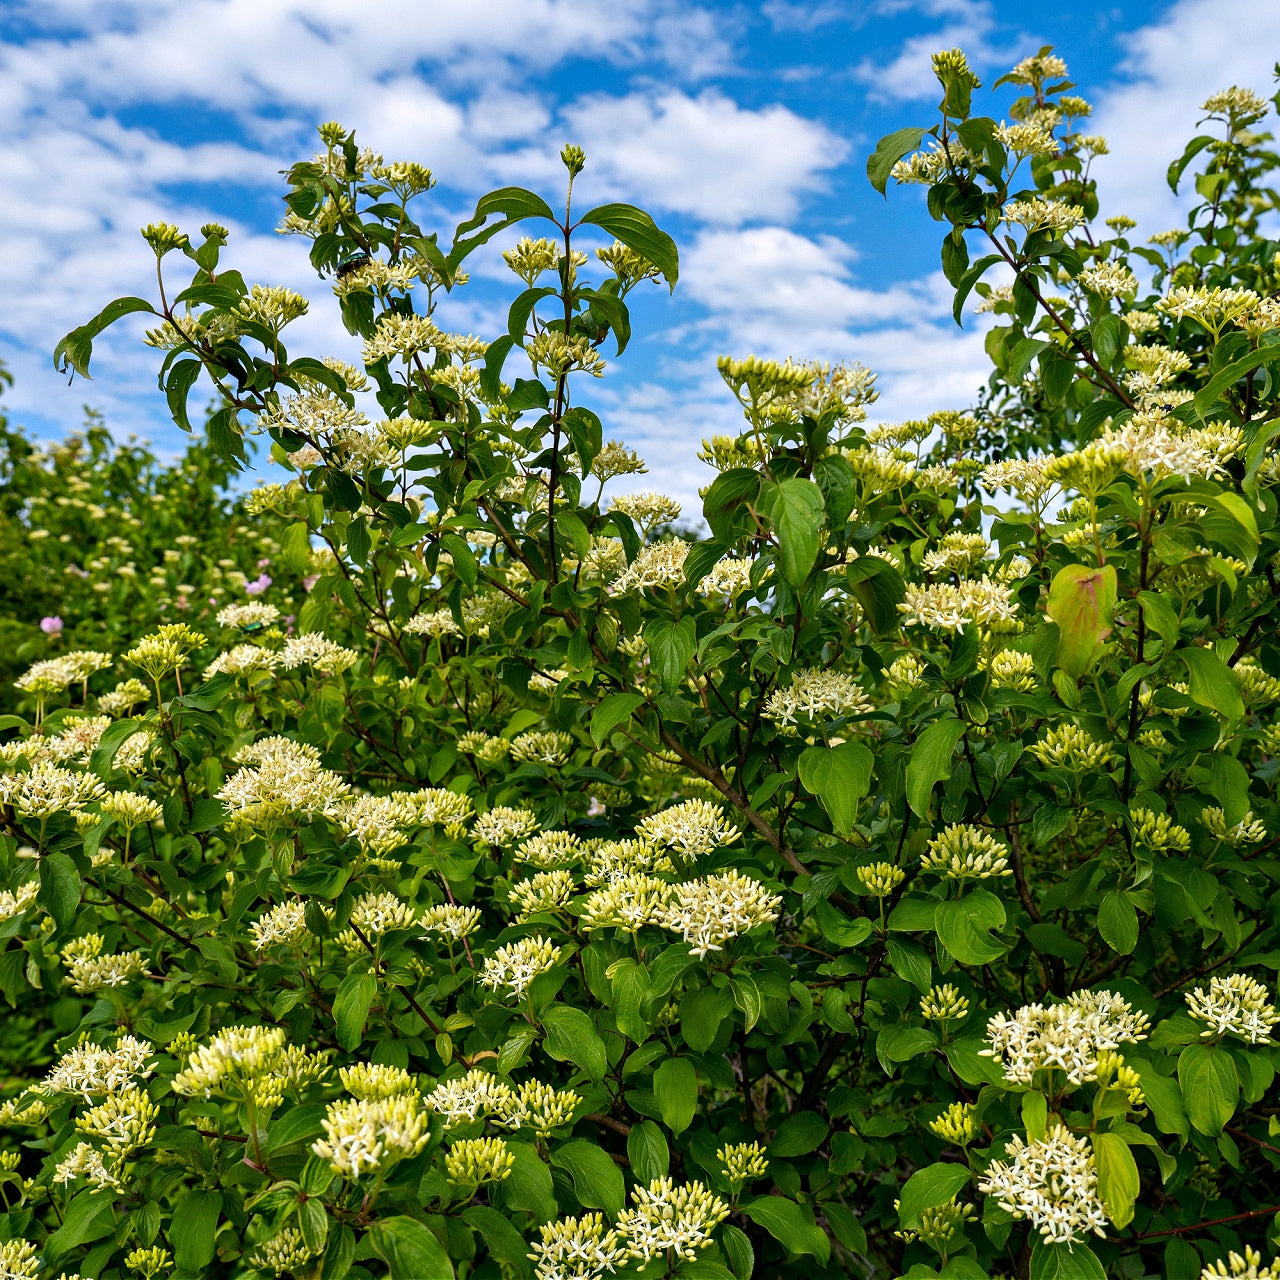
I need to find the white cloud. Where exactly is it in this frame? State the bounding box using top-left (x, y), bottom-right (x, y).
top-left (558, 91), bottom-right (847, 225)
top-left (763, 1), bottom-right (847, 33)
top-left (1089, 0), bottom-right (1280, 231)
top-left (850, 1), bottom-right (1029, 102)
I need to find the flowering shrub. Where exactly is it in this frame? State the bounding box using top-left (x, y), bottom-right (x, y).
top-left (2, 47), bottom-right (1280, 1280)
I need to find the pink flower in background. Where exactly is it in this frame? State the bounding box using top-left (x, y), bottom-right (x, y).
top-left (245, 573), bottom-right (272, 596)
top-left (257, 558), bottom-right (272, 569)
top-left (40, 616), bottom-right (63, 635)
top-left (302, 574), bottom-right (319, 593)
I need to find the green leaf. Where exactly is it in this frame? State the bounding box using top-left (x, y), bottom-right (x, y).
top-left (463, 1206), bottom-right (531, 1279)
top-left (481, 334), bottom-right (516, 402)
top-left (798, 741), bottom-right (873, 836)
top-left (769, 1111), bottom-right (829, 1158)
top-left (722, 1224), bottom-right (755, 1280)
top-left (542, 1004), bottom-right (607, 1080)
top-left (165, 359), bottom-right (204, 432)
top-left (1046, 564), bottom-right (1116, 678)
top-left (680, 984), bottom-right (731, 1052)
top-left (1007, 336), bottom-right (1050, 381)
top-left (346, 515), bottom-right (371, 567)
top-left (367, 1216), bottom-right (454, 1280)
top-left (333, 971), bottom-right (376, 1051)
top-left (497, 1142), bottom-right (557, 1223)
top-left (897, 1162), bottom-right (971, 1230)
top-left (1098, 891), bottom-right (1139, 955)
top-left (38, 852), bottom-right (81, 933)
top-left (1092, 1131), bottom-right (1139, 1228)
top-left (845, 556), bottom-right (905, 634)
top-left (1194, 344), bottom-right (1280, 417)
top-left (702, 467), bottom-right (762, 542)
top-left (813, 453), bottom-right (859, 526)
top-left (653, 1057), bottom-right (698, 1135)
top-left (886, 938), bottom-right (932, 993)
top-left (740, 1196), bottom-right (831, 1262)
top-left (590, 693), bottom-right (645, 747)
top-left (867, 126), bottom-right (928, 195)
top-left (55, 296), bottom-right (155, 378)
top-left (280, 521), bottom-right (312, 575)
top-left (439, 533), bottom-right (477, 589)
top-left (1178, 1043), bottom-right (1238, 1134)
top-left (43, 1189), bottom-right (117, 1258)
top-left (1205, 753), bottom-right (1250, 827)
top-left (1028, 1240), bottom-right (1107, 1279)
top-left (549, 1139), bottom-right (626, 1215)
top-left (1167, 134), bottom-right (1216, 191)
top-left (450, 187), bottom-right (557, 268)
top-left (643, 615), bottom-right (696, 694)
top-left (1180, 647), bottom-right (1243, 725)
top-left (906, 717), bottom-right (965, 817)
top-left (627, 1120), bottom-right (669, 1184)
top-left (578, 203), bottom-right (679, 290)
top-left (876, 1025), bottom-right (939, 1075)
top-left (762, 477), bottom-right (826, 588)
top-left (171, 1190), bottom-right (222, 1270)
top-left (934, 889), bottom-right (1008, 965)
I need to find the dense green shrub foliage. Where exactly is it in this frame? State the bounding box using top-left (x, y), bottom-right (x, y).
top-left (4, 46), bottom-right (1280, 1280)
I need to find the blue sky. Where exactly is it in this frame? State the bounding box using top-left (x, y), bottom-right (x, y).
top-left (2, 0), bottom-right (1278, 510)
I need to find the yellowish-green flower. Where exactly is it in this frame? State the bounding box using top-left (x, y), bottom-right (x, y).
top-left (717, 1140), bottom-right (769, 1186)
top-left (921, 824), bottom-right (1010, 882)
top-left (858, 861), bottom-right (905, 897)
top-left (920, 983), bottom-right (970, 1023)
top-left (445, 1136), bottom-right (515, 1185)
top-left (930, 1100), bottom-right (976, 1145)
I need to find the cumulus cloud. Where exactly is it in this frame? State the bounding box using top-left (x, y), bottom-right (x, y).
top-left (1088, 0), bottom-right (1280, 232)
top-left (850, 1), bottom-right (1030, 102)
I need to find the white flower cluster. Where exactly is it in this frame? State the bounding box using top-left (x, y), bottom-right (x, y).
top-left (982, 990), bottom-right (1150, 1086)
top-left (420, 904), bottom-right (483, 942)
top-left (609, 540), bottom-right (689, 593)
top-left (580, 872), bottom-right (673, 932)
top-left (217, 736), bottom-right (350, 835)
top-left (480, 936), bottom-right (563, 1000)
top-left (473, 805), bottom-right (540, 846)
top-left (172, 1025), bottom-right (288, 1099)
top-left (279, 632), bottom-right (359, 674)
top-left (898, 578), bottom-right (1019, 632)
top-left (527, 1211), bottom-right (629, 1280)
top-left (763, 668), bottom-right (873, 727)
top-left (615, 1177), bottom-right (730, 1263)
top-left (978, 1124), bottom-right (1108, 1245)
top-left (635, 799), bottom-right (741, 863)
top-left (659, 870), bottom-right (781, 958)
top-left (0, 763), bottom-right (106, 819)
top-left (204, 644), bottom-right (281, 679)
top-left (216, 601), bottom-right (280, 629)
top-left (1186, 973), bottom-right (1279, 1044)
top-left (313, 1093), bottom-right (430, 1178)
top-left (425, 1068), bottom-right (512, 1127)
top-left (45, 1035), bottom-right (154, 1101)
top-left (1201, 1247), bottom-right (1280, 1280)
top-left (921, 531), bottom-right (990, 575)
top-left (249, 900), bottom-right (310, 950)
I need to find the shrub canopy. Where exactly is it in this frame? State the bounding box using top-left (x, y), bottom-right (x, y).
top-left (3, 44), bottom-right (1280, 1280)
